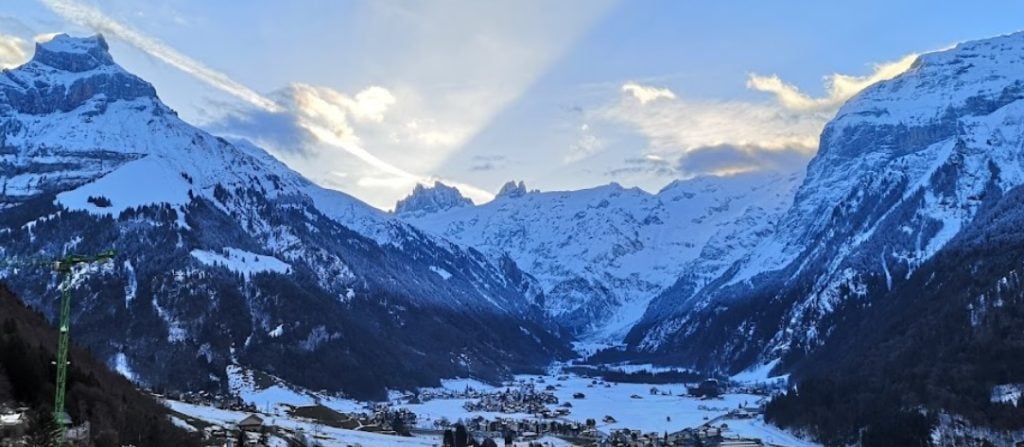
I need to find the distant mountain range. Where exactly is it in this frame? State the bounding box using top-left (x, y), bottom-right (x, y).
top-left (396, 30), bottom-right (1024, 444)
top-left (396, 172), bottom-right (801, 342)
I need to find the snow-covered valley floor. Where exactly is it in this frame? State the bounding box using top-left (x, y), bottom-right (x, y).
top-left (166, 367), bottom-right (820, 446)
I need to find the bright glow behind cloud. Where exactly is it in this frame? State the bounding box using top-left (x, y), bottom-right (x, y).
top-left (37, 0), bottom-right (502, 208)
top-left (0, 34), bottom-right (28, 69)
top-left (600, 83), bottom-right (823, 154)
top-left (746, 53), bottom-right (919, 111)
top-left (588, 54), bottom-right (917, 181)
top-left (622, 82), bottom-right (677, 104)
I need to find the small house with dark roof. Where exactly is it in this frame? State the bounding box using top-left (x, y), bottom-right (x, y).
top-left (237, 414), bottom-right (264, 432)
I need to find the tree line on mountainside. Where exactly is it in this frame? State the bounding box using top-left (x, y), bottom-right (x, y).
top-left (766, 185), bottom-right (1024, 446)
top-left (0, 284), bottom-right (200, 446)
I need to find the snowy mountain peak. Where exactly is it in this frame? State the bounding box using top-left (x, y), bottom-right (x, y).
top-left (497, 180), bottom-right (529, 198)
top-left (394, 181), bottom-right (473, 215)
top-left (1, 34), bottom-right (157, 116)
top-left (0, 33), bottom-right (566, 397)
top-left (32, 34), bottom-right (115, 72)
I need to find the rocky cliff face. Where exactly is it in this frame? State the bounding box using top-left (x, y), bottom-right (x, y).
top-left (627, 31), bottom-right (1024, 374)
top-left (394, 181), bottom-right (474, 216)
top-left (0, 34), bottom-right (569, 399)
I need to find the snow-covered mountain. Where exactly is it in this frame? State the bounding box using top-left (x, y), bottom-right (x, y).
top-left (628, 31), bottom-right (1024, 374)
top-left (0, 34), bottom-right (568, 399)
top-left (398, 171), bottom-right (803, 341)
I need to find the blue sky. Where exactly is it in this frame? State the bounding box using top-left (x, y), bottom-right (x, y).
top-left (2, 0), bottom-right (1023, 209)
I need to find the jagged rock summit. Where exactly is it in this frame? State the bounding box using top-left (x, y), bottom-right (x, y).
top-left (394, 181), bottom-right (473, 215)
top-left (496, 180), bottom-right (529, 199)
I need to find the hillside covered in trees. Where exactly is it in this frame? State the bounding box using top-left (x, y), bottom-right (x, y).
top-left (0, 284), bottom-right (199, 446)
top-left (765, 184), bottom-right (1024, 446)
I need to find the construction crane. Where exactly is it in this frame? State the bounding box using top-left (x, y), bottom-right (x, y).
top-left (1, 250), bottom-right (116, 445)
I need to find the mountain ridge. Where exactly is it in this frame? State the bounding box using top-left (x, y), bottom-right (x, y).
top-left (0, 34), bottom-right (569, 400)
top-left (399, 169), bottom-right (804, 342)
top-left (627, 29), bottom-right (1024, 376)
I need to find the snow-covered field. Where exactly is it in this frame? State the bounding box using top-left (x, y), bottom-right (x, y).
top-left (165, 400), bottom-right (441, 447)
top-left (226, 365), bottom-right (367, 414)
top-left (169, 368), bottom-right (820, 446)
top-left (730, 359), bottom-right (789, 385)
top-left (402, 374), bottom-right (759, 434)
top-left (726, 419), bottom-right (820, 447)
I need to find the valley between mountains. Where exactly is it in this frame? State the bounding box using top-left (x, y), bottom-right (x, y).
top-left (3, 30), bottom-right (1024, 447)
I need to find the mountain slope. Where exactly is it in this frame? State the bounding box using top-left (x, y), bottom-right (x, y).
top-left (627, 31), bottom-right (1024, 375)
top-left (0, 34), bottom-right (568, 400)
top-left (765, 181), bottom-right (1024, 446)
top-left (398, 172), bottom-right (802, 341)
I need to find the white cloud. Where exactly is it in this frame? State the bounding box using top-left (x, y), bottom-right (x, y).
top-left (599, 85), bottom-right (823, 154)
top-left (590, 55), bottom-right (918, 178)
top-left (340, 1), bottom-right (616, 170)
top-left (37, 0), bottom-right (512, 209)
top-left (746, 53), bottom-right (919, 111)
top-left (33, 32), bottom-right (63, 43)
top-left (290, 83), bottom-right (396, 145)
top-left (224, 1), bottom-right (614, 208)
top-left (0, 34), bottom-right (28, 69)
top-left (280, 84), bottom-right (497, 204)
top-left (564, 123), bottom-right (606, 163)
top-left (622, 82), bottom-right (677, 104)
top-left (347, 86), bottom-right (397, 122)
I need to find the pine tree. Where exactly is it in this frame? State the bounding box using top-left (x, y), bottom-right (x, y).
top-left (455, 424), bottom-right (468, 447)
top-left (0, 364), bottom-right (12, 402)
top-left (25, 409), bottom-right (60, 447)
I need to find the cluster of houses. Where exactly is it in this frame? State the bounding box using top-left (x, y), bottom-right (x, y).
top-left (0, 406), bottom-right (27, 447)
top-left (601, 425), bottom-right (764, 447)
top-left (169, 373), bottom-right (773, 447)
top-left (187, 402), bottom-right (422, 446)
top-left (165, 390), bottom-right (256, 413)
top-left (190, 414), bottom-right (272, 447)
top-left (439, 415), bottom-right (601, 440)
top-left (461, 384), bottom-right (560, 415)
top-left (416, 385), bottom-right (492, 403)
top-left (0, 406), bottom-right (91, 447)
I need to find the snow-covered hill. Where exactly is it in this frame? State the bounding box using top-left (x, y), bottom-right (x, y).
top-left (398, 171), bottom-right (803, 342)
top-left (628, 31), bottom-right (1024, 374)
top-left (0, 34), bottom-right (568, 398)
